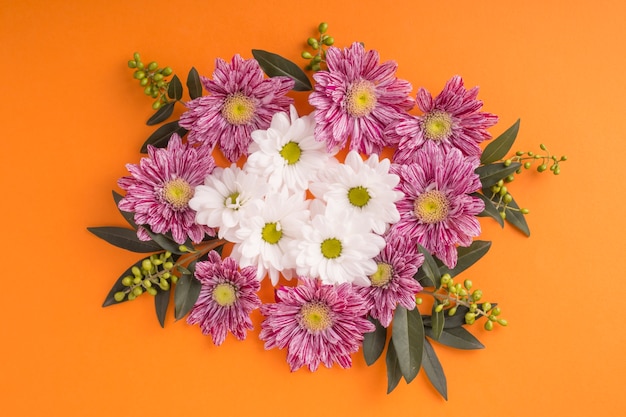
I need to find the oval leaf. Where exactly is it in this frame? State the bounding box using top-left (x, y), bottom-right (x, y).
top-left (385, 339), bottom-right (403, 394)
top-left (480, 119), bottom-right (521, 164)
top-left (112, 190), bottom-right (137, 230)
top-left (186, 67), bottom-right (203, 99)
top-left (141, 227), bottom-right (188, 255)
top-left (391, 306), bottom-right (424, 383)
top-left (475, 162), bottom-right (521, 188)
top-left (363, 316), bottom-right (387, 366)
top-left (155, 288), bottom-right (170, 328)
top-left (87, 226), bottom-right (162, 253)
top-left (426, 326), bottom-right (485, 350)
top-left (174, 272), bottom-right (201, 320)
top-left (473, 192), bottom-right (504, 227)
top-left (440, 240), bottom-right (492, 278)
top-left (417, 244), bottom-right (442, 288)
top-left (251, 49), bottom-right (312, 91)
top-left (167, 74), bottom-right (183, 100)
top-left (422, 338), bottom-right (448, 400)
top-left (146, 101), bottom-right (175, 126)
top-left (140, 120), bottom-right (188, 153)
top-left (503, 194), bottom-right (530, 236)
top-left (103, 257), bottom-right (148, 307)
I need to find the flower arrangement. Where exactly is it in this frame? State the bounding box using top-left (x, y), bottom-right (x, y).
top-left (89, 23), bottom-right (566, 399)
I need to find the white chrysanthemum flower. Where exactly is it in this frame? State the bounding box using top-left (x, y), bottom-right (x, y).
top-left (232, 190), bottom-right (310, 285)
top-left (294, 208), bottom-right (386, 286)
top-left (246, 106), bottom-right (336, 192)
top-left (189, 164), bottom-right (268, 242)
top-left (310, 151), bottom-right (403, 234)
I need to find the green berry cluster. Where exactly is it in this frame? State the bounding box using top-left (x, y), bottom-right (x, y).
top-left (504, 144), bottom-right (567, 176)
top-left (301, 22), bottom-right (335, 71)
top-left (114, 251), bottom-right (178, 302)
top-left (489, 178), bottom-right (529, 220)
top-left (128, 52), bottom-right (173, 110)
top-left (435, 274), bottom-right (507, 330)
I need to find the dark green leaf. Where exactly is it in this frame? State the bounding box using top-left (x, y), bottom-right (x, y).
top-left (363, 316), bottom-right (387, 366)
top-left (422, 338), bottom-right (448, 400)
top-left (475, 162), bottom-right (521, 188)
top-left (174, 272), bottom-right (201, 320)
top-left (140, 120), bottom-right (187, 153)
top-left (430, 301), bottom-right (444, 341)
top-left (440, 240), bottom-right (492, 278)
top-left (480, 119), bottom-right (521, 164)
top-left (425, 326), bottom-right (485, 350)
top-left (87, 226), bottom-right (162, 253)
top-left (167, 75), bottom-right (183, 100)
top-left (155, 288), bottom-right (170, 328)
top-left (112, 190), bottom-right (137, 230)
top-left (251, 49), bottom-right (312, 91)
top-left (186, 67), bottom-right (203, 99)
top-left (103, 257), bottom-right (148, 307)
top-left (391, 306), bottom-right (424, 383)
top-left (504, 195), bottom-right (530, 236)
top-left (385, 339), bottom-right (403, 394)
top-left (417, 245), bottom-right (442, 288)
top-left (473, 192), bottom-right (504, 228)
top-left (142, 227), bottom-right (188, 255)
top-left (146, 101), bottom-right (175, 125)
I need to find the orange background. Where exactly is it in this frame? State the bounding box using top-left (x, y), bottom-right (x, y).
top-left (1, 0), bottom-right (624, 415)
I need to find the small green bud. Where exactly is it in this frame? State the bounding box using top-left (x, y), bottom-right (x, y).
top-left (464, 279), bottom-right (472, 289)
top-left (128, 60), bottom-right (137, 68)
top-left (153, 73), bottom-right (164, 81)
top-left (497, 179), bottom-right (504, 187)
top-left (515, 151), bottom-right (524, 156)
top-left (499, 186), bottom-right (508, 196)
top-left (497, 319), bottom-right (508, 326)
top-left (170, 275), bottom-right (178, 284)
top-left (465, 312), bottom-right (476, 324)
top-left (503, 194), bottom-right (513, 204)
top-left (163, 262), bottom-right (174, 270)
top-left (503, 159), bottom-right (512, 167)
top-left (134, 70), bottom-right (146, 80)
top-left (114, 292), bottom-right (126, 302)
top-left (441, 273), bottom-right (451, 285)
top-left (505, 175), bottom-right (515, 183)
top-left (147, 287), bottom-right (158, 296)
top-left (484, 320), bottom-right (494, 331)
top-left (159, 281), bottom-right (170, 291)
top-left (527, 151), bottom-right (534, 157)
top-left (448, 306), bottom-right (457, 316)
top-left (162, 272), bottom-right (171, 279)
top-left (539, 143), bottom-right (547, 150)
top-left (164, 251), bottom-right (173, 259)
top-left (152, 101), bottom-right (161, 110)
top-left (132, 286), bottom-right (143, 296)
top-left (311, 55), bottom-right (322, 64)
top-left (307, 37), bottom-right (317, 46)
top-left (301, 51), bottom-right (313, 59)
top-left (136, 61), bottom-right (144, 70)
top-left (318, 22), bottom-right (328, 33)
top-left (144, 86), bottom-right (152, 96)
top-left (178, 245), bottom-right (188, 253)
top-left (435, 304), bottom-right (444, 313)
top-left (458, 289), bottom-right (468, 297)
top-left (491, 185), bottom-right (501, 194)
top-left (143, 279), bottom-right (152, 288)
top-left (560, 155), bottom-right (568, 161)
top-left (133, 276), bottom-right (142, 285)
top-left (516, 168), bottom-right (522, 174)
top-left (492, 307), bottom-right (501, 316)
top-left (469, 303), bottom-right (478, 313)
top-left (472, 290), bottom-right (483, 301)
top-left (127, 293), bottom-right (137, 301)
top-left (311, 63), bottom-right (321, 71)
top-left (534, 154), bottom-right (541, 159)
top-left (499, 211), bottom-right (506, 220)
top-left (133, 52), bottom-right (141, 61)
top-left (521, 208), bottom-right (529, 214)
top-left (142, 259), bottom-right (153, 271)
top-left (148, 61), bottom-right (158, 71)
top-left (122, 276), bottom-right (133, 287)
top-left (323, 36), bottom-right (335, 46)
top-left (524, 162), bottom-right (532, 169)
top-left (554, 166), bottom-right (561, 175)
top-left (139, 78), bottom-right (149, 86)
top-left (537, 164), bottom-right (547, 172)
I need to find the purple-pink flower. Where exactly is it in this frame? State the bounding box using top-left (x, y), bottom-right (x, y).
top-left (308, 42), bottom-right (414, 154)
top-left (356, 233), bottom-right (424, 327)
top-left (179, 54), bottom-right (294, 162)
top-left (117, 134), bottom-right (215, 244)
top-left (187, 251), bottom-right (262, 346)
top-left (259, 278), bottom-right (375, 371)
top-left (390, 142), bottom-right (484, 268)
top-left (388, 75), bottom-right (498, 164)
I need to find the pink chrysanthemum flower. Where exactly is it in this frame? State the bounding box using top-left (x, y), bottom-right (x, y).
top-left (187, 251), bottom-right (261, 346)
top-left (259, 278), bottom-right (375, 371)
top-left (356, 233), bottom-right (424, 327)
top-left (390, 142), bottom-right (484, 268)
top-left (388, 75), bottom-right (498, 164)
top-left (118, 134), bottom-right (215, 244)
top-left (308, 42), bottom-right (414, 154)
top-left (179, 54), bottom-right (295, 162)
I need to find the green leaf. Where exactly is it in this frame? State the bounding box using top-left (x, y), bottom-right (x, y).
top-left (167, 75), bottom-right (183, 100)
top-left (155, 288), bottom-right (170, 328)
top-left (363, 317), bottom-right (387, 366)
top-left (385, 339), bottom-right (403, 394)
top-left (504, 195), bottom-right (530, 236)
top-left (417, 244), bottom-right (442, 288)
top-left (141, 228), bottom-right (188, 255)
top-left (186, 67), bottom-right (203, 99)
top-left (146, 101), bottom-right (175, 126)
top-left (391, 306), bottom-right (424, 383)
top-left (475, 162), bottom-right (521, 188)
top-left (473, 192), bottom-right (504, 228)
top-left (440, 240), bottom-right (492, 278)
top-left (251, 49), bottom-right (312, 91)
top-left (87, 226), bottom-right (162, 253)
top-left (174, 272), bottom-right (201, 320)
top-left (112, 190), bottom-right (137, 230)
top-left (140, 120), bottom-right (188, 153)
top-left (480, 119), bottom-right (521, 164)
top-left (426, 326), bottom-right (485, 350)
top-left (430, 302), bottom-right (444, 341)
top-left (422, 338), bottom-right (448, 400)
top-left (102, 257), bottom-right (147, 307)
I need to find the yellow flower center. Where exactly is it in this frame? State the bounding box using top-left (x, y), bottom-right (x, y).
top-left (212, 283), bottom-right (237, 307)
top-left (414, 190), bottom-right (450, 224)
top-left (224, 191), bottom-right (241, 209)
top-left (162, 178), bottom-right (193, 210)
top-left (347, 186), bottom-right (371, 208)
top-left (261, 222), bottom-right (282, 244)
top-left (423, 110), bottom-right (453, 141)
top-left (300, 301), bottom-right (333, 332)
top-left (221, 93), bottom-right (256, 125)
top-left (280, 141), bottom-right (302, 165)
top-left (346, 80), bottom-right (377, 117)
top-left (370, 262), bottom-right (393, 287)
top-left (320, 238), bottom-right (342, 259)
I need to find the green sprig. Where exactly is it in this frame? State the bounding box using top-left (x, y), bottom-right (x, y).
top-left (302, 22), bottom-right (335, 71)
top-left (128, 52), bottom-right (173, 110)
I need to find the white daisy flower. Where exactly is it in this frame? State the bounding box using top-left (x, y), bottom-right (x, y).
top-left (189, 164), bottom-right (268, 242)
top-left (246, 105), bottom-right (336, 193)
top-left (310, 151), bottom-right (403, 235)
top-left (232, 189), bottom-right (310, 285)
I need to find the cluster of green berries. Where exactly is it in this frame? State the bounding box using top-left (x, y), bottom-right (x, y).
top-left (301, 22), bottom-right (335, 71)
top-left (504, 144), bottom-right (567, 176)
top-left (437, 274), bottom-right (507, 331)
top-left (114, 251), bottom-right (178, 302)
top-left (489, 178), bottom-right (529, 220)
top-left (128, 52), bottom-right (173, 110)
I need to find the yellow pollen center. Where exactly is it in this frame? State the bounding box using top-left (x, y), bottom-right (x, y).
top-left (224, 191), bottom-right (241, 209)
top-left (280, 141), bottom-right (302, 165)
top-left (261, 222), bottom-right (282, 244)
top-left (212, 283), bottom-right (237, 307)
top-left (221, 93), bottom-right (256, 125)
top-left (162, 178), bottom-right (193, 210)
top-left (414, 190), bottom-right (450, 224)
top-left (320, 238), bottom-right (342, 259)
top-left (347, 186), bottom-right (371, 208)
top-left (370, 262), bottom-right (393, 287)
top-left (300, 301), bottom-right (332, 332)
top-left (346, 80), bottom-right (377, 117)
top-left (423, 110), bottom-right (453, 141)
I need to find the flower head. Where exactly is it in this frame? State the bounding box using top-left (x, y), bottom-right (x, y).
top-left (187, 251), bottom-right (261, 346)
top-left (391, 142), bottom-right (484, 268)
top-left (259, 278), bottom-right (375, 371)
top-left (117, 134), bottom-right (215, 244)
top-left (179, 54), bottom-right (294, 162)
top-left (308, 42), bottom-right (414, 154)
top-left (388, 75), bottom-right (498, 163)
